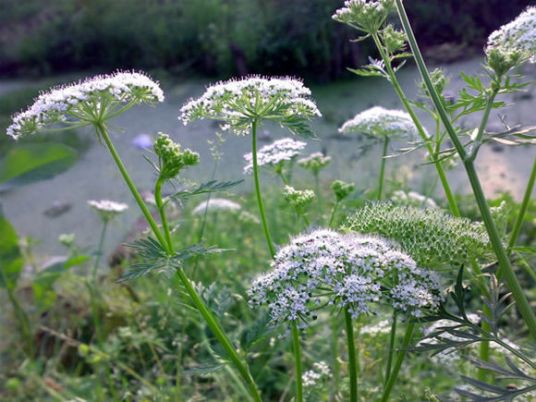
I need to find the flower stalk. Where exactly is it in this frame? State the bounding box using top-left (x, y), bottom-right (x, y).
top-left (291, 322), bottom-right (304, 402)
top-left (394, 0), bottom-right (536, 339)
top-left (345, 309), bottom-right (359, 402)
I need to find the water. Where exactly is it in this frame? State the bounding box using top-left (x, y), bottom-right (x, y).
top-left (1, 58), bottom-right (535, 259)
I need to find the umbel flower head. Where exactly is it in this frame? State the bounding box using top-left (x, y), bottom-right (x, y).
top-left (282, 186), bottom-right (316, 212)
top-left (243, 137), bottom-right (306, 174)
top-left (331, 180), bottom-right (356, 202)
top-left (88, 200), bottom-right (128, 222)
top-left (7, 71), bottom-right (164, 140)
top-left (339, 106), bottom-right (419, 140)
top-left (486, 6), bottom-right (536, 74)
top-left (153, 133), bottom-right (199, 180)
top-left (248, 229), bottom-right (441, 326)
top-left (192, 198), bottom-right (241, 215)
top-left (332, 0), bottom-right (395, 34)
top-left (345, 202), bottom-right (490, 269)
top-left (298, 152), bottom-right (332, 174)
top-left (179, 76), bottom-right (321, 136)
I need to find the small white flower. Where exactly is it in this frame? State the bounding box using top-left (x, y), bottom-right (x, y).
top-left (297, 152), bottom-right (332, 172)
top-left (486, 7), bottom-right (536, 63)
top-left (332, 0), bottom-right (394, 34)
top-left (7, 71), bottom-right (164, 139)
top-left (339, 106), bottom-right (420, 140)
top-left (243, 137), bottom-right (306, 174)
top-left (302, 361), bottom-right (331, 388)
top-left (192, 198), bottom-right (241, 215)
top-left (360, 319), bottom-right (391, 336)
top-left (179, 76), bottom-right (321, 136)
top-left (391, 190), bottom-right (438, 209)
top-left (88, 199), bottom-right (128, 221)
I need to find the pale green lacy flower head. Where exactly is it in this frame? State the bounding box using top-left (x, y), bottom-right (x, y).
top-left (344, 202), bottom-right (491, 269)
top-left (7, 71), bottom-right (164, 140)
top-left (153, 133), bottom-right (199, 180)
top-left (339, 106), bottom-right (420, 140)
top-left (332, 0), bottom-right (395, 34)
top-left (391, 190), bottom-right (438, 209)
top-left (298, 152), bottom-right (331, 174)
top-left (192, 198), bottom-right (241, 215)
top-left (283, 185), bottom-right (316, 212)
top-left (243, 137), bottom-right (306, 174)
top-left (88, 199), bottom-right (128, 222)
top-left (486, 7), bottom-right (536, 74)
top-left (179, 76), bottom-right (321, 137)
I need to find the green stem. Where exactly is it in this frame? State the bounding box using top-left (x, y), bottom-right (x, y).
top-left (344, 309), bottom-right (359, 402)
top-left (328, 201), bottom-right (340, 228)
top-left (507, 157), bottom-right (536, 253)
top-left (371, 33), bottom-right (461, 217)
top-left (378, 137), bottom-right (389, 200)
top-left (5, 285), bottom-right (34, 357)
top-left (394, 0), bottom-right (536, 339)
top-left (467, 89), bottom-right (499, 163)
top-left (251, 120), bottom-right (276, 257)
top-left (92, 220), bottom-right (108, 282)
top-left (381, 321), bottom-right (415, 402)
top-left (155, 177), bottom-right (173, 250)
top-left (291, 322), bottom-right (304, 402)
top-left (96, 123), bottom-right (167, 248)
top-left (97, 122), bottom-right (261, 401)
top-left (384, 312), bottom-right (397, 384)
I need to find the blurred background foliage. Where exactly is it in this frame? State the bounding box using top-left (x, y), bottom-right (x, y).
top-left (0, 0), bottom-right (533, 81)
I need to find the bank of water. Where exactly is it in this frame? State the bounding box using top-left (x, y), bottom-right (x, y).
top-left (1, 58), bottom-right (535, 258)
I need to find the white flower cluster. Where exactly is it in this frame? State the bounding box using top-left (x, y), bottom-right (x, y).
top-left (391, 190), bottom-right (438, 209)
top-left (7, 72), bottom-right (164, 139)
top-left (192, 198), bottom-right (241, 215)
top-left (332, 0), bottom-right (394, 34)
top-left (243, 137), bottom-right (306, 174)
top-left (486, 7), bottom-right (536, 64)
top-left (88, 199), bottom-right (128, 221)
top-left (298, 152), bottom-right (332, 172)
top-left (302, 361), bottom-right (331, 388)
top-left (248, 229), bottom-right (441, 326)
top-left (339, 106), bottom-right (419, 140)
top-left (179, 76), bottom-right (321, 135)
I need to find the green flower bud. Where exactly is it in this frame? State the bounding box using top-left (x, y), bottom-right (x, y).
top-left (283, 186), bottom-right (316, 212)
top-left (154, 133), bottom-right (199, 179)
top-left (381, 25), bottom-right (407, 54)
top-left (331, 180), bottom-right (355, 202)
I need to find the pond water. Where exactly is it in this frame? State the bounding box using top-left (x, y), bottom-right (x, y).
top-left (1, 57), bottom-right (535, 259)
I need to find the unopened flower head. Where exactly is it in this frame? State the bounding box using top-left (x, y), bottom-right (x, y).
top-left (391, 190), bottom-right (438, 209)
top-left (486, 6), bottom-right (536, 72)
top-left (283, 185), bottom-right (316, 212)
top-left (192, 198), bottom-right (241, 215)
top-left (345, 202), bottom-right (490, 269)
top-left (88, 199), bottom-right (128, 222)
top-left (331, 180), bottom-right (356, 202)
top-left (179, 76), bottom-right (321, 136)
top-left (339, 106), bottom-right (419, 140)
top-left (7, 71), bottom-right (164, 139)
top-left (248, 229), bottom-right (441, 325)
top-left (298, 152), bottom-right (331, 174)
top-left (332, 0), bottom-right (395, 34)
top-left (154, 133), bottom-right (199, 179)
top-left (243, 137), bottom-right (306, 174)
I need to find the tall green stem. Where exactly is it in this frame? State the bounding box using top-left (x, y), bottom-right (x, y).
top-left (291, 322), bottom-right (304, 402)
top-left (394, 0), bottom-right (536, 339)
top-left (371, 33), bottom-right (461, 217)
top-left (328, 201), bottom-right (340, 228)
top-left (381, 321), bottom-right (415, 402)
top-left (508, 157), bottom-right (536, 253)
top-left (96, 123), bottom-right (262, 401)
top-left (378, 137), bottom-right (389, 200)
top-left (384, 312), bottom-right (397, 384)
top-left (155, 177), bottom-right (173, 249)
top-left (344, 309), bottom-right (359, 402)
top-left (251, 120), bottom-right (276, 257)
top-left (92, 220), bottom-right (108, 282)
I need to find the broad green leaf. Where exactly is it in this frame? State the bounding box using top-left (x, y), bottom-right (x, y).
top-left (0, 143), bottom-right (78, 190)
top-left (0, 208), bottom-right (23, 290)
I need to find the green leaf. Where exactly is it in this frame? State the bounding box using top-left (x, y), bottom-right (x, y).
top-left (171, 180), bottom-right (243, 200)
top-left (0, 208), bottom-right (23, 290)
top-left (0, 143), bottom-right (78, 190)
